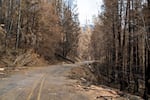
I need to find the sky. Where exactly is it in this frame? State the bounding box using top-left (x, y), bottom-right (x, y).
top-left (77, 0), bottom-right (102, 25)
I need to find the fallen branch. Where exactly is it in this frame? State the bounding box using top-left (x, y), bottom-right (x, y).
top-left (55, 53), bottom-right (75, 63)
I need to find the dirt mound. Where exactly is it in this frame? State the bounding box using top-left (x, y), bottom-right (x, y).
top-left (0, 49), bottom-right (48, 78)
top-left (0, 49), bottom-right (47, 67)
top-left (68, 66), bottom-right (97, 85)
top-left (13, 49), bottom-right (47, 67)
top-left (68, 65), bottom-right (143, 100)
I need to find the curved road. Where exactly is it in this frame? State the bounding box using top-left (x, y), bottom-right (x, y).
top-left (0, 64), bottom-right (91, 100)
top-left (0, 63), bottom-right (142, 100)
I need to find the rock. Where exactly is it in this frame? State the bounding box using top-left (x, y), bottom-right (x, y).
top-left (0, 68), bottom-right (5, 71)
top-left (80, 77), bottom-right (87, 83)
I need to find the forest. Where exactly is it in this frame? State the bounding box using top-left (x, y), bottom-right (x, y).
top-left (91, 0), bottom-right (150, 99)
top-left (0, 0), bottom-right (80, 63)
top-left (0, 0), bottom-right (149, 99)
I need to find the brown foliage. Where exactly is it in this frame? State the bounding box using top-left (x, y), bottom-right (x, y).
top-left (0, 0), bottom-right (80, 62)
top-left (91, 0), bottom-right (149, 98)
top-left (37, 1), bottom-right (62, 60)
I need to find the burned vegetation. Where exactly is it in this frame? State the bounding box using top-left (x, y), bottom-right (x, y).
top-left (91, 0), bottom-right (150, 99)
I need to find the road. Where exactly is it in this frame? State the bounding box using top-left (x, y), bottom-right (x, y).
top-left (0, 63), bottom-right (142, 100)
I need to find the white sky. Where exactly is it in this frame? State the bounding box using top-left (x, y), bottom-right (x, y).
top-left (77, 0), bottom-right (102, 25)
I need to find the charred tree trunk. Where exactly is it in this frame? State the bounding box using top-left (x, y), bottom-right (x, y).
top-left (16, 0), bottom-right (21, 49)
top-left (145, 0), bottom-right (150, 99)
top-left (0, 0), bottom-right (2, 23)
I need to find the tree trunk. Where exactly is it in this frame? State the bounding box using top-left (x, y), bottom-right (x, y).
top-left (16, 0), bottom-right (21, 49)
top-left (0, 0), bottom-right (2, 23)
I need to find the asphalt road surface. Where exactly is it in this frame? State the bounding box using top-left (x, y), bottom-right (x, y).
top-left (0, 63), bottom-right (142, 100)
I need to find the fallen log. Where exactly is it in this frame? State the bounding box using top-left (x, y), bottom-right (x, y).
top-left (55, 53), bottom-right (75, 63)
